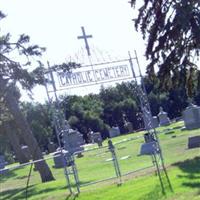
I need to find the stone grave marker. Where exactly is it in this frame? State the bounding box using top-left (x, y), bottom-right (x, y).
top-left (109, 126), bottom-right (120, 138)
top-left (63, 128), bottom-right (85, 154)
top-left (183, 103), bottom-right (200, 130)
top-left (140, 142), bottom-right (159, 155)
top-left (152, 116), bottom-right (159, 128)
top-left (87, 129), bottom-right (95, 143)
top-left (21, 145), bottom-right (31, 160)
top-left (122, 113), bottom-right (133, 133)
top-left (142, 114), bottom-right (159, 129)
top-left (188, 136), bottom-right (200, 149)
top-left (140, 133), bottom-right (159, 155)
top-left (48, 141), bottom-right (56, 153)
top-left (120, 155), bottom-right (131, 160)
top-left (144, 133), bottom-right (155, 143)
top-left (53, 150), bottom-right (68, 168)
top-left (142, 109), bottom-right (153, 130)
top-left (93, 132), bottom-right (103, 147)
top-left (158, 107), bottom-right (170, 126)
top-left (124, 121), bottom-right (133, 133)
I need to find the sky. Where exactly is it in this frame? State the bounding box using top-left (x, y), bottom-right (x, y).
top-left (1, 0), bottom-right (147, 103)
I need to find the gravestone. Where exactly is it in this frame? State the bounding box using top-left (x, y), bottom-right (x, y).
top-left (21, 145), bottom-right (31, 160)
top-left (124, 121), bottom-right (133, 133)
top-left (53, 150), bottom-right (68, 168)
top-left (183, 103), bottom-right (200, 130)
top-left (109, 126), bottom-right (120, 138)
top-left (62, 128), bottom-right (84, 154)
top-left (140, 133), bottom-right (158, 155)
top-left (93, 132), bottom-right (103, 147)
top-left (152, 116), bottom-right (159, 128)
top-left (144, 133), bottom-right (155, 143)
top-left (48, 142), bottom-right (56, 153)
top-left (142, 113), bottom-right (159, 129)
top-left (87, 129), bottom-right (95, 143)
top-left (142, 109), bottom-right (153, 130)
top-left (188, 136), bottom-right (200, 149)
top-left (158, 107), bottom-right (170, 126)
top-left (140, 142), bottom-right (159, 155)
top-left (123, 113), bottom-right (133, 133)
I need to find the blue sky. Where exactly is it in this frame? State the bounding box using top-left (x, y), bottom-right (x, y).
top-left (1, 0), bottom-right (147, 102)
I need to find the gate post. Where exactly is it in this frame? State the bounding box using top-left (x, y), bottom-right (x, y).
top-left (108, 140), bottom-right (122, 184)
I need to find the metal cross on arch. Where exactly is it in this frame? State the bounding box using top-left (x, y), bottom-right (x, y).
top-left (77, 26), bottom-right (93, 56)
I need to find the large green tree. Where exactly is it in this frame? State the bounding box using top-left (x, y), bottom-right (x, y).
top-left (0, 11), bottom-right (54, 182)
top-left (130, 0), bottom-right (200, 96)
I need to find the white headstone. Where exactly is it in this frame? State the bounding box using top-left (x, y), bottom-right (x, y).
top-left (21, 145), bottom-right (31, 160)
top-left (124, 121), bottom-right (133, 133)
top-left (93, 132), bottom-right (103, 147)
top-left (183, 103), bottom-right (200, 130)
top-left (152, 116), bottom-right (159, 128)
top-left (109, 126), bottom-right (120, 138)
top-left (158, 107), bottom-right (170, 126)
top-left (63, 129), bottom-right (84, 154)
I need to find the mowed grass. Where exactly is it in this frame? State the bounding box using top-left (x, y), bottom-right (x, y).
top-left (1, 121), bottom-right (200, 200)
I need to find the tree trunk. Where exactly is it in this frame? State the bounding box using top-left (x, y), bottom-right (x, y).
top-left (3, 121), bottom-right (30, 164)
top-left (1, 82), bottom-right (55, 182)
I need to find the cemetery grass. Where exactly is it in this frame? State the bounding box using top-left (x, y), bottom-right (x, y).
top-left (1, 121), bottom-right (200, 200)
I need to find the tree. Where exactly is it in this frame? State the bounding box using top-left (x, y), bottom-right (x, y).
top-left (0, 11), bottom-right (54, 182)
top-left (21, 102), bottom-right (53, 150)
top-left (2, 121), bottom-right (30, 164)
top-left (130, 0), bottom-right (200, 96)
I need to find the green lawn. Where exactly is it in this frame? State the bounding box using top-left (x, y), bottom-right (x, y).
top-left (1, 121), bottom-right (200, 200)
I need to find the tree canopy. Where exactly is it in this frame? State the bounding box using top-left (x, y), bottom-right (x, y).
top-left (0, 11), bottom-right (45, 91)
top-left (0, 10), bottom-right (55, 182)
top-left (130, 0), bottom-right (200, 96)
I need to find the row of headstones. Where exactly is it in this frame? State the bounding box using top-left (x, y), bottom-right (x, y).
top-left (109, 103), bottom-right (200, 133)
top-left (143, 107), bottom-right (171, 130)
top-left (56, 103), bottom-right (200, 167)
top-left (0, 145), bottom-right (31, 172)
top-left (52, 102), bottom-right (200, 162)
top-left (107, 107), bottom-right (171, 138)
top-left (0, 109), bottom-right (171, 170)
top-left (140, 103), bottom-right (200, 155)
top-left (150, 103), bottom-right (200, 130)
top-left (0, 128), bottom-right (102, 170)
top-left (183, 103), bottom-right (200, 130)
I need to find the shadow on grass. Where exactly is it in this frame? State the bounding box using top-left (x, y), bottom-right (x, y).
top-left (0, 180), bottom-right (92, 200)
top-left (65, 193), bottom-right (79, 200)
top-left (0, 165), bottom-right (29, 183)
top-left (165, 131), bottom-right (175, 135)
top-left (173, 156), bottom-right (200, 174)
top-left (173, 156), bottom-right (200, 190)
top-left (0, 187), bottom-right (26, 200)
top-left (0, 170), bottom-right (18, 183)
top-left (1, 184), bottom-right (67, 200)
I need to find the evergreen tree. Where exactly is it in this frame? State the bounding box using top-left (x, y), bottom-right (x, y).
top-left (130, 0), bottom-right (200, 96)
top-left (0, 11), bottom-right (54, 182)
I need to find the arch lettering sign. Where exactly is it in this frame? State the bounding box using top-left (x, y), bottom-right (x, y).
top-left (48, 59), bottom-right (134, 91)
